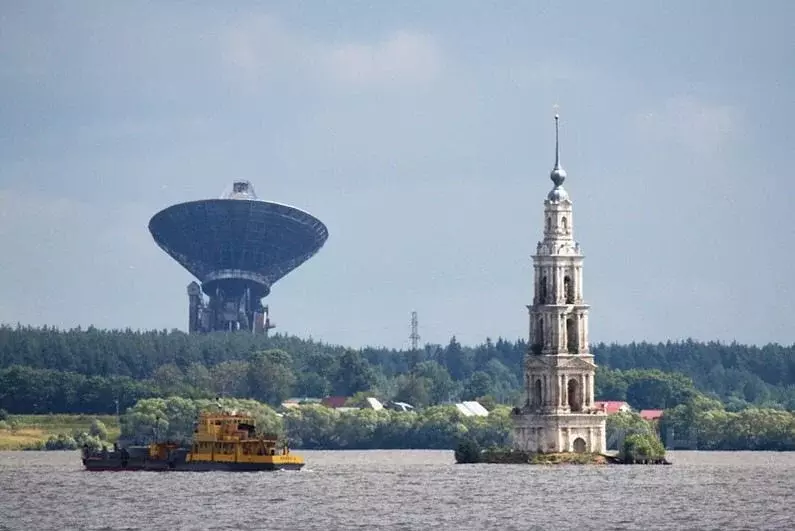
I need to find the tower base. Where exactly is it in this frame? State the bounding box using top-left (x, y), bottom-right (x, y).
top-left (512, 412), bottom-right (606, 454)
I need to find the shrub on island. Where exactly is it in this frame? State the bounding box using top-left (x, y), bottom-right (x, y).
top-left (620, 433), bottom-right (666, 464)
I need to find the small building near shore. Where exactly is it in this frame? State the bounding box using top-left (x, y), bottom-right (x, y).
top-left (639, 409), bottom-right (664, 422)
top-left (281, 397), bottom-right (322, 409)
top-left (456, 401), bottom-right (489, 417)
top-left (593, 401), bottom-right (632, 415)
top-left (321, 396), bottom-right (348, 409)
top-left (388, 401), bottom-right (415, 412)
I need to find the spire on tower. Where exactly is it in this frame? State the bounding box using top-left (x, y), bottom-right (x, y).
top-left (550, 114), bottom-right (567, 186)
top-left (548, 112), bottom-right (569, 202)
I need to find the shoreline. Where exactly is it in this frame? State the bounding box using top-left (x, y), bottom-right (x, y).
top-left (457, 447), bottom-right (673, 465)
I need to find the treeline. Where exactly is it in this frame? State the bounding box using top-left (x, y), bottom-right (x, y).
top-left (118, 397), bottom-right (795, 452)
top-left (593, 340), bottom-right (795, 407)
top-left (121, 397), bottom-right (512, 450)
top-left (661, 395), bottom-right (795, 451)
top-left (1, 326), bottom-right (794, 414)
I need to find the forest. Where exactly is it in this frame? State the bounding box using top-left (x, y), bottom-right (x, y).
top-left (1, 325), bottom-right (793, 414)
top-left (1, 325), bottom-right (794, 450)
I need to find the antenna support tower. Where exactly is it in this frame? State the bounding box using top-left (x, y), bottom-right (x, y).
top-left (410, 311), bottom-right (420, 351)
top-left (262, 305), bottom-right (276, 337)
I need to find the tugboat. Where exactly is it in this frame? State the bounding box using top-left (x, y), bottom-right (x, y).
top-left (82, 409), bottom-right (304, 471)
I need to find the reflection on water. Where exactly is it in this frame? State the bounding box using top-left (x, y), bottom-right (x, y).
top-left (1, 450), bottom-right (793, 530)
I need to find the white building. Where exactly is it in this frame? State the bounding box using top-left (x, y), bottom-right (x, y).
top-left (511, 114), bottom-right (607, 454)
top-left (455, 401), bottom-right (490, 417)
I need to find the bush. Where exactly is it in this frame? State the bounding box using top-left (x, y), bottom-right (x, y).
top-left (40, 431), bottom-right (107, 452)
top-left (0, 420), bottom-right (8, 430)
top-left (23, 440), bottom-right (45, 451)
top-left (45, 433), bottom-right (79, 450)
top-left (0, 408), bottom-right (8, 421)
top-left (621, 433), bottom-right (666, 463)
top-left (75, 432), bottom-right (107, 452)
top-left (89, 419), bottom-right (108, 441)
top-left (454, 438), bottom-right (482, 464)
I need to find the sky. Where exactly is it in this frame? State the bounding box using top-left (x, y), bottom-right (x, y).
top-left (1, 1), bottom-right (793, 349)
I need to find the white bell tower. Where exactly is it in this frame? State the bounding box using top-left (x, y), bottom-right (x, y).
top-left (512, 114), bottom-right (606, 455)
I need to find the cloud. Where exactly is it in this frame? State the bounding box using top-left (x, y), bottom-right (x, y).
top-left (222, 17), bottom-right (442, 89)
top-left (323, 31), bottom-right (442, 87)
top-left (633, 96), bottom-right (741, 156)
top-left (221, 15), bottom-right (308, 83)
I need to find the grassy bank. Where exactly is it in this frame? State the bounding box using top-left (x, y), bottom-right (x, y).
top-left (480, 448), bottom-right (608, 465)
top-left (0, 414), bottom-right (120, 451)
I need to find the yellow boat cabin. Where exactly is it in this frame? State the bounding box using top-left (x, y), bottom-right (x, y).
top-left (184, 410), bottom-right (305, 470)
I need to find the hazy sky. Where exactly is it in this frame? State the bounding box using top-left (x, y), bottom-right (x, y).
top-left (1, 1), bottom-right (793, 349)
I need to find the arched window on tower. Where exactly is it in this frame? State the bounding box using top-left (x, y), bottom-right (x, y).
top-left (534, 379), bottom-right (542, 407)
top-left (546, 217), bottom-right (551, 232)
top-left (561, 216), bottom-right (568, 232)
top-left (568, 378), bottom-right (582, 412)
top-left (566, 317), bottom-right (578, 353)
top-left (540, 276), bottom-right (548, 304)
top-left (564, 275), bottom-right (574, 304)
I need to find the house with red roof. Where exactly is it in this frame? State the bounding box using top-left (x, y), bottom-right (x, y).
top-left (639, 409), bottom-right (664, 422)
top-left (593, 401), bottom-right (631, 415)
top-left (321, 396), bottom-right (348, 409)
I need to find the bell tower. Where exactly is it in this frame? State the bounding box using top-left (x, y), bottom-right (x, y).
top-left (512, 114), bottom-right (606, 455)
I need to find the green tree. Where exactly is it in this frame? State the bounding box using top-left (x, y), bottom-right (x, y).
top-left (293, 372), bottom-right (331, 398)
top-left (483, 359), bottom-right (518, 403)
top-left (476, 395), bottom-right (498, 411)
top-left (625, 370), bottom-right (696, 409)
top-left (283, 405), bottom-right (339, 448)
top-left (413, 361), bottom-right (458, 403)
top-left (455, 437), bottom-right (482, 464)
top-left (606, 411), bottom-right (656, 450)
top-left (394, 375), bottom-right (432, 407)
top-left (184, 363), bottom-right (212, 397)
top-left (440, 336), bottom-right (473, 381)
top-left (336, 409), bottom-right (383, 448)
top-left (247, 350), bottom-right (296, 405)
top-left (152, 363), bottom-right (187, 396)
top-left (210, 360), bottom-right (249, 398)
top-left (595, 367), bottom-right (628, 400)
top-left (463, 371), bottom-right (493, 400)
top-left (660, 393), bottom-right (724, 448)
top-left (333, 350), bottom-right (376, 396)
top-left (621, 433), bottom-right (666, 462)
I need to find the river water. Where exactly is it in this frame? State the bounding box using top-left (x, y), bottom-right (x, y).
top-left (0, 450), bottom-right (793, 530)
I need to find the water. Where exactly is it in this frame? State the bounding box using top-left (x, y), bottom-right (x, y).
top-left (1, 450), bottom-right (793, 530)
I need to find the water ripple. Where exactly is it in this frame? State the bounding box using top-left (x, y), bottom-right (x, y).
top-left (1, 450), bottom-right (794, 530)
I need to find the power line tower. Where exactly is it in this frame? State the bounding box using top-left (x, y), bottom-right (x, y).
top-left (410, 311), bottom-right (420, 351)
